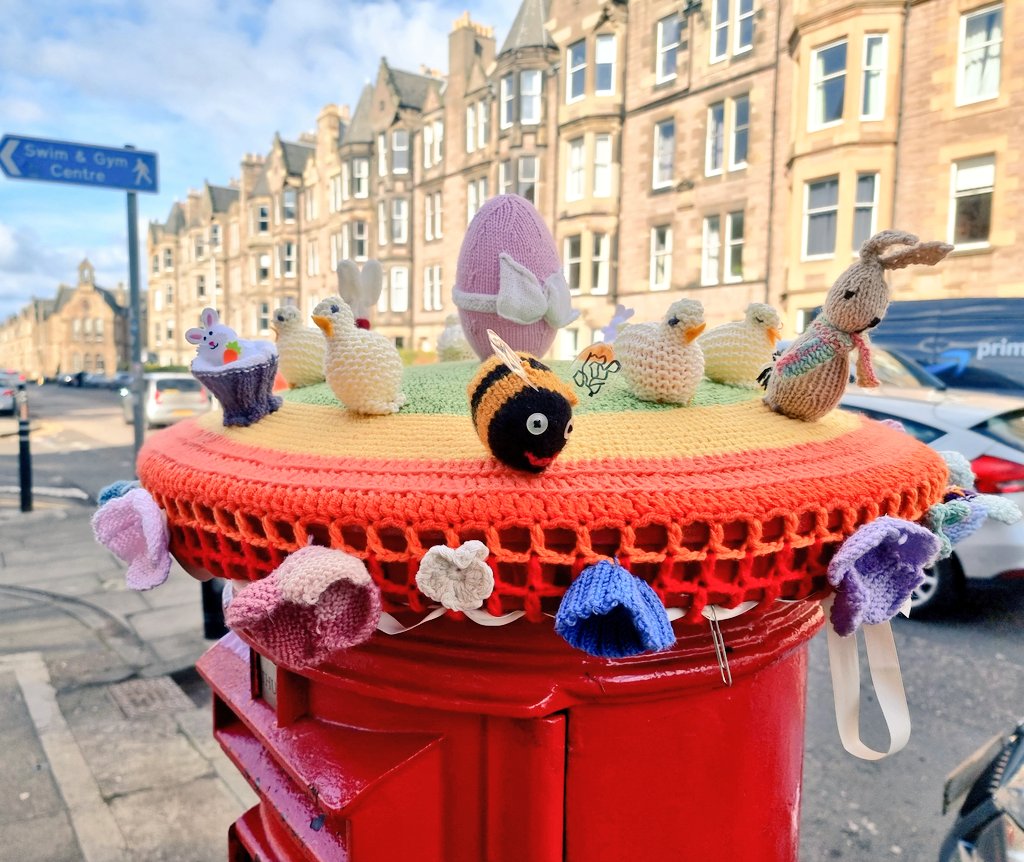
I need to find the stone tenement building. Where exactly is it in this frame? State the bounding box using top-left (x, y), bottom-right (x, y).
top-left (0, 260), bottom-right (129, 380)
top-left (141, 0), bottom-right (1019, 364)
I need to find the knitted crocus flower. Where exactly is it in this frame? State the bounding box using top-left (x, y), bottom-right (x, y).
top-left (226, 546), bottom-right (381, 669)
top-left (91, 487), bottom-right (171, 591)
top-left (926, 500), bottom-right (976, 559)
top-left (97, 479), bottom-right (140, 506)
top-left (555, 560), bottom-right (675, 658)
top-left (415, 540), bottom-right (494, 611)
top-left (827, 517), bottom-right (941, 636)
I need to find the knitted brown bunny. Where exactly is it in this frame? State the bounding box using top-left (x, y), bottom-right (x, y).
top-left (763, 230), bottom-right (952, 422)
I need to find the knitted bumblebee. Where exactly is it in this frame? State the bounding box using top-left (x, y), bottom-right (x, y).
top-left (469, 331), bottom-right (579, 473)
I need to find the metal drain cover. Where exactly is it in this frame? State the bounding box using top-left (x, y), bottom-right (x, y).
top-left (108, 676), bottom-right (195, 718)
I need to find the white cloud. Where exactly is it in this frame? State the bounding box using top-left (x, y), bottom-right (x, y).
top-left (0, 0), bottom-right (518, 319)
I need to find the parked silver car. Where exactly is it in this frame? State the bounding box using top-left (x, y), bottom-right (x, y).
top-left (0, 372), bottom-right (20, 415)
top-left (839, 358), bottom-right (1024, 615)
top-left (121, 373), bottom-right (211, 428)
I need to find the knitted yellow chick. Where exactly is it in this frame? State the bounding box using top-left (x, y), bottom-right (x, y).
top-left (437, 314), bottom-right (475, 362)
top-left (698, 302), bottom-right (781, 388)
top-left (616, 299), bottom-right (706, 404)
top-left (271, 306), bottom-right (326, 388)
top-left (764, 230), bottom-right (952, 422)
top-left (312, 296), bottom-right (407, 415)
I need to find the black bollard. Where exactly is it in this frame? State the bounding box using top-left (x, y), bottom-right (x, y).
top-left (16, 384), bottom-right (31, 513)
top-left (201, 578), bottom-right (227, 639)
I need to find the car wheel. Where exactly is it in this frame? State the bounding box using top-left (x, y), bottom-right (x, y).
top-left (910, 554), bottom-right (963, 618)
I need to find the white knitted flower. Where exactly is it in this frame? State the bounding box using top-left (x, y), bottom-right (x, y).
top-left (416, 540), bottom-right (494, 611)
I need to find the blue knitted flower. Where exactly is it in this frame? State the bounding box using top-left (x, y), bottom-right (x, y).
top-left (97, 479), bottom-right (140, 507)
top-left (555, 560), bottom-right (675, 658)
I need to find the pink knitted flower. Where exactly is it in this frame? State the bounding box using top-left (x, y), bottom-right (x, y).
top-left (226, 546), bottom-right (382, 669)
top-left (91, 488), bottom-right (172, 591)
top-left (453, 195), bottom-right (578, 359)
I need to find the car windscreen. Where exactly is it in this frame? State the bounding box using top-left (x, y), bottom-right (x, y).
top-left (974, 408), bottom-right (1024, 452)
top-left (0, 375), bottom-right (19, 389)
top-left (154, 378), bottom-right (202, 393)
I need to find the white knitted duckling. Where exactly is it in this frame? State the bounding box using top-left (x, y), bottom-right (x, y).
top-left (616, 299), bottom-right (706, 404)
top-left (272, 306), bottom-right (326, 388)
top-left (698, 303), bottom-right (782, 388)
top-left (436, 314), bottom-right (475, 362)
top-left (312, 296), bottom-right (406, 415)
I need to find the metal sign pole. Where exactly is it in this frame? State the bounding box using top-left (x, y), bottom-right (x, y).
top-left (125, 148), bottom-right (145, 467)
top-left (16, 383), bottom-right (31, 512)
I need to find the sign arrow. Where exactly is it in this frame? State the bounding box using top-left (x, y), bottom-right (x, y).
top-left (0, 138), bottom-right (19, 177)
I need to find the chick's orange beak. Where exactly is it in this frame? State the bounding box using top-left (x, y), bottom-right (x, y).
top-left (312, 315), bottom-right (333, 338)
top-left (767, 327), bottom-right (781, 345)
top-left (684, 322), bottom-right (706, 343)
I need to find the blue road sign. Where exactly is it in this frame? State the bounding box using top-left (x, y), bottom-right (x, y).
top-left (0, 134), bottom-right (158, 194)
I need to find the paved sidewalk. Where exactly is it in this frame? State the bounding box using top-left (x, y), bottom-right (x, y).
top-left (0, 498), bottom-right (256, 862)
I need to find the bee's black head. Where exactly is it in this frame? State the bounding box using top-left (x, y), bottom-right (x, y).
top-left (488, 388), bottom-right (574, 473)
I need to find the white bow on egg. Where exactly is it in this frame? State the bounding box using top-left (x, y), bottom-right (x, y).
top-left (453, 253), bottom-right (580, 329)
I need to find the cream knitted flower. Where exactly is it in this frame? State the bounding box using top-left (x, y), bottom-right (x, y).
top-left (416, 540), bottom-right (494, 611)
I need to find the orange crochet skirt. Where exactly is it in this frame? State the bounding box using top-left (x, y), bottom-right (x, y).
top-left (138, 373), bottom-right (947, 624)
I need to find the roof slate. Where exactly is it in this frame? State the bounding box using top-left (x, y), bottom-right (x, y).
top-left (500, 0), bottom-right (554, 55)
top-left (207, 184), bottom-right (239, 213)
top-left (281, 140), bottom-right (314, 174)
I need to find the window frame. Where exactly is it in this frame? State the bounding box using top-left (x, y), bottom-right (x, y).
top-left (520, 70), bottom-right (542, 125)
top-left (466, 105), bottom-right (476, 153)
top-left (592, 232), bottom-right (610, 296)
top-left (593, 134), bottom-right (612, 197)
top-left (729, 94), bottom-right (750, 170)
top-left (701, 215), bottom-right (722, 286)
top-left (392, 129), bottom-right (409, 174)
top-left (725, 210), bottom-right (745, 284)
top-left (656, 14), bottom-right (681, 84)
top-left (476, 100), bottom-right (489, 150)
top-left (518, 156), bottom-right (538, 203)
top-left (499, 159), bottom-right (513, 196)
top-left (567, 40), bottom-right (587, 103)
top-left (852, 172), bottom-right (879, 254)
top-left (710, 0), bottom-right (729, 64)
top-left (652, 118), bottom-right (675, 190)
top-left (649, 225), bottom-right (673, 291)
top-left (281, 241), bottom-right (296, 277)
top-left (595, 33), bottom-right (616, 96)
top-left (563, 235), bottom-right (583, 294)
top-left (948, 154), bottom-right (995, 250)
top-left (809, 39), bottom-right (848, 131)
top-left (352, 158), bottom-right (369, 198)
top-left (705, 102), bottom-right (726, 176)
top-left (389, 266), bottom-right (409, 313)
top-left (956, 3), bottom-right (1004, 106)
top-left (377, 132), bottom-right (388, 176)
top-left (802, 175), bottom-right (841, 261)
top-left (391, 198), bottom-right (408, 245)
top-left (377, 201), bottom-right (388, 247)
top-left (500, 74), bottom-right (515, 129)
top-left (423, 124), bottom-right (434, 168)
top-left (566, 137), bottom-right (585, 202)
top-left (351, 220), bottom-right (368, 261)
top-left (860, 33), bottom-right (888, 121)
top-left (734, 0), bottom-right (755, 55)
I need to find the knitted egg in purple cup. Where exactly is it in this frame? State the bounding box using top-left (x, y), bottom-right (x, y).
top-left (453, 194), bottom-right (579, 360)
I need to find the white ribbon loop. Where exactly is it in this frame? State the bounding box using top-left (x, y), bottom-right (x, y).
top-left (493, 253), bottom-right (580, 328)
top-left (822, 595), bottom-right (912, 761)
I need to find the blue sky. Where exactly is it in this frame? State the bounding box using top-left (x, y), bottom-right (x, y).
top-left (0, 0), bottom-right (516, 319)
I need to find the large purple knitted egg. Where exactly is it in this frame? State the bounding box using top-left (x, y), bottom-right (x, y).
top-left (452, 195), bottom-right (576, 360)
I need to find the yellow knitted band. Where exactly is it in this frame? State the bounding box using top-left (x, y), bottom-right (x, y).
top-left (194, 399), bottom-right (860, 461)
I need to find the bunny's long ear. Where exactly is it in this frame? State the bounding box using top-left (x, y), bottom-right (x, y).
top-left (358, 260), bottom-right (384, 306)
top-left (336, 261), bottom-right (360, 304)
top-left (201, 308), bottom-right (219, 328)
top-left (185, 328), bottom-right (204, 345)
top-left (858, 230), bottom-right (919, 263)
top-left (879, 240), bottom-right (954, 271)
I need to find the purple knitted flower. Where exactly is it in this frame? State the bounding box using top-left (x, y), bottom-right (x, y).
top-left (91, 487), bottom-right (172, 591)
top-left (827, 517), bottom-right (941, 636)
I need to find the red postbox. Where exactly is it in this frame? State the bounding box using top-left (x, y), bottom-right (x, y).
top-left (139, 363), bottom-right (946, 861)
top-left (201, 602), bottom-right (822, 862)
